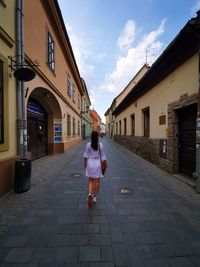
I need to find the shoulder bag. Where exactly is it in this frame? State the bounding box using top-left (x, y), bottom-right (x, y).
top-left (99, 144), bottom-right (107, 175)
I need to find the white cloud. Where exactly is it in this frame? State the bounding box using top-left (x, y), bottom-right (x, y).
top-left (117, 20), bottom-right (136, 50)
top-left (191, 0), bottom-right (200, 15)
top-left (65, 23), bottom-right (94, 81)
top-left (102, 19), bottom-right (166, 94)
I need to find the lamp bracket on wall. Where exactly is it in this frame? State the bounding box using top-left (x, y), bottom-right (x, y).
top-left (81, 105), bottom-right (89, 115)
top-left (8, 55), bottom-right (40, 82)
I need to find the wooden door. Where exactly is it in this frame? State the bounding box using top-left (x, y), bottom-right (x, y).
top-left (27, 117), bottom-right (47, 160)
top-left (178, 104), bottom-right (197, 178)
top-left (27, 118), bottom-right (38, 160)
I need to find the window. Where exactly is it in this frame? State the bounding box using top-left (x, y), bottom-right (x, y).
top-left (143, 107), bottom-right (150, 138)
top-left (124, 118), bottom-right (127, 135)
top-left (131, 114), bottom-right (135, 136)
top-left (73, 117), bottom-right (75, 136)
top-left (47, 32), bottom-right (55, 71)
top-left (67, 115), bottom-right (71, 136)
top-left (72, 84), bottom-right (75, 102)
top-left (0, 60), bottom-right (3, 143)
top-left (78, 95), bottom-right (81, 109)
top-left (119, 120), bottom-right (121, 135)
top-left (67, 75), bottom-right (71, 97)
top-left (116, 122), bottom-right (118, 135)
top-left (78, 120), bottom-right (80, 136)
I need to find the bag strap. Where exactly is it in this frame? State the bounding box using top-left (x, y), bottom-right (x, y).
top-left (99, 144), bottom-right (102, 163)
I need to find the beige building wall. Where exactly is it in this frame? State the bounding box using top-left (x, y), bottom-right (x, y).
top-left (115, 55), bottom-right (198, 138)
top-left (24, 0), bottom-right (82, 113)
top-left (24, 0), bottom-right (83, 154)
top-left (0, 0), bottom-right (17, 196)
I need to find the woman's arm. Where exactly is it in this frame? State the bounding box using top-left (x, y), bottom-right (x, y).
top-left (83, 143), bottom-right (89, 168)
top-left (99, 143), bottom-right (106, 161)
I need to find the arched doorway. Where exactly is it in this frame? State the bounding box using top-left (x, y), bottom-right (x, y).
top-left (27, 99), bottom-right (48, 160)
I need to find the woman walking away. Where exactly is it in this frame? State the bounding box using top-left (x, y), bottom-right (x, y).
top-left (83, 130), bottom-right (107, 208)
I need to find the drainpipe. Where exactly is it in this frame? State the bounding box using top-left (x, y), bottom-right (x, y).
top-left (20, 0), bottom-right (27, 159)
top-left (14, 0), bottom-right (31, 193)
top-left (195, 51), bottom-right (200, 193)
top-left (16, 0), bottom-right (26, 159)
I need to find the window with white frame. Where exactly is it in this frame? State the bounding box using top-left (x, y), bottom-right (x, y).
top-left (47, 32), bottom-right (55, 71)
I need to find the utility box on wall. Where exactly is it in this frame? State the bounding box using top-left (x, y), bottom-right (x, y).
top-left (160, 139), bottom-right (167, 158)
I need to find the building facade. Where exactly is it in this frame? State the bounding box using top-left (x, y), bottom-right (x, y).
top-left (24, 0), bottom-right (84, 159)
top-left (90, 109), bottom-right (101, 133)
top-left (81, 78), bottom-right (91, 139)
top-left (113, 12), bottom-right (200, 179)
top-left (0, 0), bottom-right (17, 196)
top-left (0, 0), bottom-right (91, 197)
top-left (105, 64), bottom-right (149, 138)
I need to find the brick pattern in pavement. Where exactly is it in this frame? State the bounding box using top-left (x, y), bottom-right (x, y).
top-left (0, 138), bottom-right (200, 266)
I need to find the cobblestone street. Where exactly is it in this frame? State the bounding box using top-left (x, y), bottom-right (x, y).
top-left (1, 138), bottom-right (200, 266)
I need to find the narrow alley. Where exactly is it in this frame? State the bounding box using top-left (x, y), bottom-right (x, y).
top-left (0, 138), bottom-right (200, 266)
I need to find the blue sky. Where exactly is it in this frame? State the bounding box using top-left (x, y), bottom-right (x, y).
top-left (58, 0), bottom-right (200, 122)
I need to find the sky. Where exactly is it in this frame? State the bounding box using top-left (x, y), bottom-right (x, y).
top-left (57, 0), bottom-right (200, 122)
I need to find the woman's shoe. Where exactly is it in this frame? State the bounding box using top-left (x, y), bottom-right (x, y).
top-left (88, 194), bottom-right (93, 208)
top-left (93, 196), bottom-right (97, 203)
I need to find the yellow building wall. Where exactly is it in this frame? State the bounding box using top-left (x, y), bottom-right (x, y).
top-left (0, 0), bottom-right (17, 160)
top-left (116, 65), bottom-right (149, 107)
top-left (115, 55), bottom-right (198, 139)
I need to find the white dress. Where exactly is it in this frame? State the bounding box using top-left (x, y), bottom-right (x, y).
top-left (83, 142), bottom-right (106, 178)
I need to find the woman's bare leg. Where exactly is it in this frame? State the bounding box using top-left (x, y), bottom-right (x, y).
top-left (88, 178), bottom-right (93, 195)
top-left (94, 178), bottom-right (100, 196)
top-left (88, 178), bottom-right (93, 208)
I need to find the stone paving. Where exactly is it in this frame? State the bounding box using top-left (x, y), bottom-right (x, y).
top-left (1, 137), bottom-right (200, 266)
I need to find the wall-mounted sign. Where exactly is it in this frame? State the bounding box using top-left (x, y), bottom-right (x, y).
top-left (27, 101), bottom-right (46, 117)
top-left (14, 67), bottom-right (36, 82)
top-left (54, 120), bottom-right (62, 143)
top-left (159, 115), bottom-right (166, 125)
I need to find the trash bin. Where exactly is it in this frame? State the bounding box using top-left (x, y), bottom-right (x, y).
top-left (14, 159), bottom-right (31, 193)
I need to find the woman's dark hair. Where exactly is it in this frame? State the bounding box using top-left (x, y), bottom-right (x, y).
top-left (91, 130), bottom-right (99, 150)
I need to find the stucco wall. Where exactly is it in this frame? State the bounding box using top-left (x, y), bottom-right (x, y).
top-left (115, 55), bottom-right (198, 139)
top-left (24, 0), bottom-right (82, 115)
top-left (0, 0), bottom-right (17, 160)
